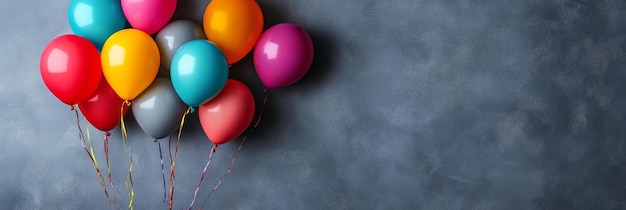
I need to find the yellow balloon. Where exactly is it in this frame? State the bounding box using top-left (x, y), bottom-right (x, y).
top-left (203, 0), bottom-right (263, 64)
top-left (101, 29), bottom-right (160, 100)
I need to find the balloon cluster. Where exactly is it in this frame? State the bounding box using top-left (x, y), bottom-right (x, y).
top-left (40, 0), bottom-right (314, 209)
top-left (40, 0), bottom-right (314, 143)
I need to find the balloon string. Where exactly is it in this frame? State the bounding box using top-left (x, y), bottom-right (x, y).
top-left (187, 144), bottom-right (218, 210)
top-left (84, 115), bottom-right (119, 209)
top-left (126, 156), bottom-right (135, 210)
top-left (73, 105), bottom-right (114, 209)
top-left (168, 135), bottom-right (174, 210)
top-left (120, 101), bottom-right (131, 151)
top-left (199, 88), bottom-right (269, 209)
top-left (119, 100), bottom-right (134, 210)
top-left (156, 139), bottom-right (167, 203)
top-left (104, 131), bottom-right (120, 209)
top-left (125, 160), bottom-right (135, 210)
top-left (252, 88), bottom-right (269, 128)
top-left (169, 106), bottom-right (191, 210)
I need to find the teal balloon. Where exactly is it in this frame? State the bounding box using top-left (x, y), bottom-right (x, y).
top-left (171, 40), bottom-right (229, 107)
top-left (68, 0), bottom-right (127, 49)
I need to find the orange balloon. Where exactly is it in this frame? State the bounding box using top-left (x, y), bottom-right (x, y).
top-left (203, 0), bottom-right (263, 64)
top-left (198, 79), bottom-right (256, 144)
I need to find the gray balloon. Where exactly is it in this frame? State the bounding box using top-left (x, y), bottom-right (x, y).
top-left (132, 78), bottom-right (188, 139)
top-left (155, 20), bottom-right (206, 78)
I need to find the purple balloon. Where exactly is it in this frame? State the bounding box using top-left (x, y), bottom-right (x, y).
top-left (253, 23), bottom-right (314, 89)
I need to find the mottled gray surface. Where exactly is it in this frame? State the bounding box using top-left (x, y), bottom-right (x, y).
top-left (2, 0), bottom-right (626, 209)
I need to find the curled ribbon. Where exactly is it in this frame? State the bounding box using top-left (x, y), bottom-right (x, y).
top-left (187, 144), bottom-right (218, 210)
top-left (168, 106), bottom-right (192, 210)
top-left (104, 131), bottom-right (119, 209)
top-left (73, 105), bottom-right (114, 209)
top-left (156, 139), bottom-right (167, 203)
top-left (119, 101), bottom-right (134, 210)
top-left (200, 88), bottom-right (269, 208)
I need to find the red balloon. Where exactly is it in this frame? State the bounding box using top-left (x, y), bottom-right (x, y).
top-left (199, 79), bottom-right (256, 144)
top-left (40, 35), bottom-right (102, 105)
top-left (78, 78), bottom-right (129, 132)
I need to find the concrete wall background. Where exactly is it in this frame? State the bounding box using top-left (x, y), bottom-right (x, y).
top-left (2, 0), bottom-right (626, 209)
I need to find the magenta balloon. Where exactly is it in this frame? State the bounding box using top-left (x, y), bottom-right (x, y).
top-left (253, 23), bottom-right (314, 89)
top-left (121, 0), bottom-right (176, 35)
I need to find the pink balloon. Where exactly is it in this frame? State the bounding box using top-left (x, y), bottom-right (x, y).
top-left (198, 79), bottom-right (256, 145)
top-left (253, 23), bottom-right (314, 89)
top-left (121, 0), bottom-right (176, 35)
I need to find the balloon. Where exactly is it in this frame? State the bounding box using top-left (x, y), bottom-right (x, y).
top-left (132, 78), bottom-right (188, 139)
top-left (121, 0), bottom-right (176, 35)
top-left (203, 0), bottom-right (263, 64)
top-left (199, 79), bottom-right (255, 145)
top-left (78, 78), bottom-right (128, 131)
top-left (170, 40), bottom-right (228, 107)
top-left (40, 35), bottom-right (102, 105)
top-left (253, 23), bottom-right (314, 89)
top-left (101, 29), bottom-right (160, 100)
top-left (68, 0), bottom-right (127, 49)
top-left (155, 20), bottom-right (206, 77)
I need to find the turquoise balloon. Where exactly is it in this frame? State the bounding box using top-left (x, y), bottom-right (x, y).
top-left (68, 0), bottom-right (127, 49)
top-left (171, 40), bottom-right (229, 107)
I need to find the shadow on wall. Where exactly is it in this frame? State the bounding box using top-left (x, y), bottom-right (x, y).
top-left (226, 1), bottom-right (340, 150)
top-left (171, 0), bottom-right (206, 24)
top-left (258, 0), bottom-right (287, 30)
top-left (292, 28), bottom-right (338, 89)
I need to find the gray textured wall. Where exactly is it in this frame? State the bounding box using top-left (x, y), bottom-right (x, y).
top-left (2, 0), bottom-right (626, 209)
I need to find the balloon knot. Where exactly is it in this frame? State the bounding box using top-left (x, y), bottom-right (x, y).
top-left (264, 88), bottom-right (269, 93)
top-left (154, 138), bottom-right (159, 143)
top-left (190, 107), bottom-right (196, 114)
top-left (124, 100), bottom-right (132, 106)
top-left (105, 131), bottom-right (111, 137)
top-left (70, 105), bottom-right (75, 111)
